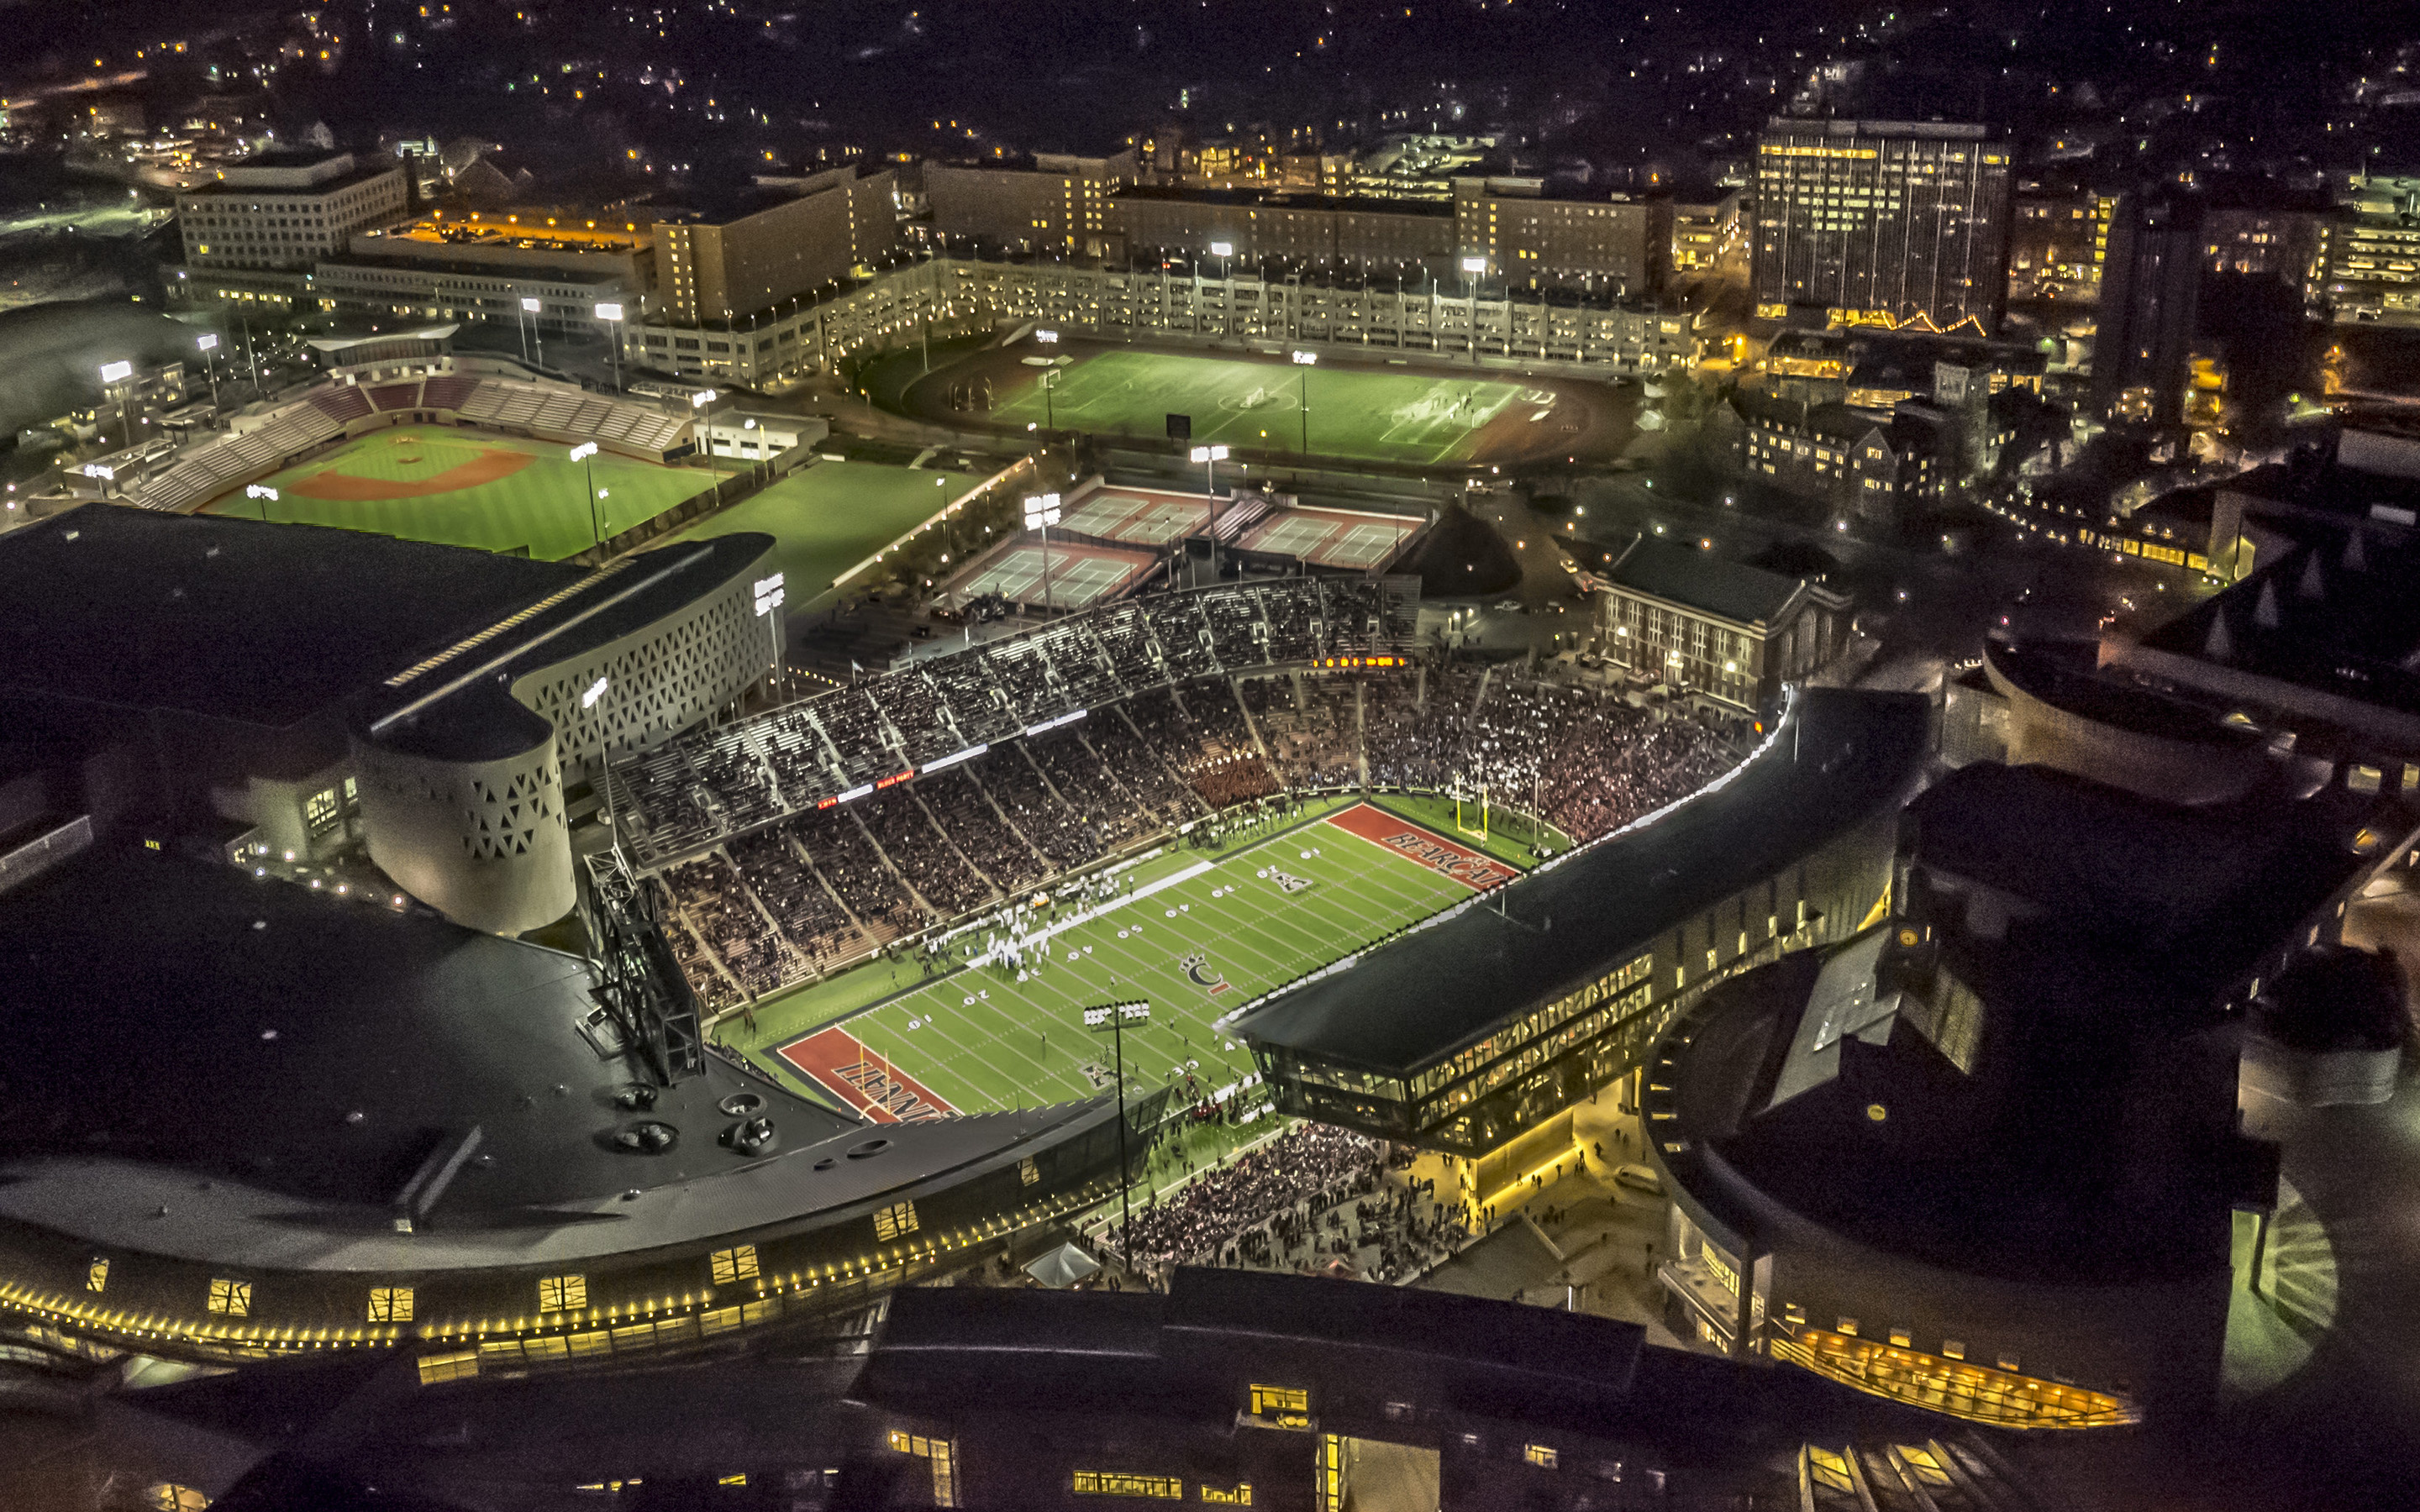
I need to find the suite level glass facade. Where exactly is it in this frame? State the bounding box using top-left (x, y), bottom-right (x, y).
top-left (1752, 121), bottom-right (2011, 336)
top-left (1250, 843), bottom-right (1888, 1156)
top-left (628, 255), bottom-right (1694, 390)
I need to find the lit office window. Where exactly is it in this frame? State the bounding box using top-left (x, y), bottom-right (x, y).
top-left (1073, 1472), bottom-right (1182, 1500)
top-left (539, 1273), bottom-right (587, 1312)
top-left (368, 1287), bottom-right (413, 1323)
top-left (87, 1258), bottom-right (108, 1294)
top-left (205, 1278), bottom-right (250, 1316)
top-left (711, 1245), bottom-right (760, 1284)
top-left (874, 1200), bottom-right (920, 1242)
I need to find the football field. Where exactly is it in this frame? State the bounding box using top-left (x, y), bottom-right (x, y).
top-left (989, 349), bottom-right (1538, 465)
top-left (203, 425), bottom-right (728, 560)
top-left (739, 797), bottom-right (1528, 1119)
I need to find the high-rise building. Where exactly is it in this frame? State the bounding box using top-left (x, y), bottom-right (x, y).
top-left (1752, 118), bottom-right (2012, 335)
top-left (925, 148), bottom-right (1136, 257)
top-left (2092, 192), bottom-right (2203, 425)
top-left (2318, 174), bottom-right (2420, 326)
top-left (1452, 178), bottom-right (1670, 292)
top-left (176, 150), bottom-right (408, 272)
top-left (653, 165), bottom-right (898, 324)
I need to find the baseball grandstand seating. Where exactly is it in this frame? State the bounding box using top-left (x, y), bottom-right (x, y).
top-left (112, 370), bottom-right (693, 515)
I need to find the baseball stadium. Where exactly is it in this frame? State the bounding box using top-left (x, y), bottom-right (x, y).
top-left (888, 339), bottom-right (1640, 466)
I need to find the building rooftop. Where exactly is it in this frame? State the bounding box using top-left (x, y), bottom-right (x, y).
top-left (1114, 184), bottom-right (1452, 218)
top-left (1603, 535), bottom-right (1812, 627)
top-left (0, 506), bottom-right (580, 729)
top-left (0, 842), bottom-right (1139, 1274)
top-left (1230, 689), bottom-right (1929, 1075)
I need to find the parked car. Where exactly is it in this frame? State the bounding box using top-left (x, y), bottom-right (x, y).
top-left (1612, 1163), bottom-right (1665, 1197)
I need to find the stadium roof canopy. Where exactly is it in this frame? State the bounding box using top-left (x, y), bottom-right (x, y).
top-left (0, 505), bottom-right (580, 728)
top-left (1228, 689), bottom-right (1930, 1075)
top-left (0, 843), bottom-right (1116, 1273)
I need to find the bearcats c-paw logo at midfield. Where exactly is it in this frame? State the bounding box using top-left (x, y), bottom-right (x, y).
top-left (1177, 949), bottom-right (1231, 995)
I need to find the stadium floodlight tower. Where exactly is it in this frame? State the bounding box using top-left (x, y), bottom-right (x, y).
top-left (1209, 239), bottom-right (1234, 281)
top-left (1190, 444), bottom-right (1230, 575)
top-left (1024, 491), bottom-right (1062, 615)
top-left (570, 442), bottom-right (602, 549)
top-left (1081, 999), bottom-right (1152, 1260)
top-left (518, 295), bottom-right (543, 366)
top-left (1290, 349), bottom-right (1317, 453)
top-left (594, 302), bottom-right (625, 390)
top-left (1460, 255), bottom-right (1488, 365)
top-left (195, 333), bottom-right (219, 408)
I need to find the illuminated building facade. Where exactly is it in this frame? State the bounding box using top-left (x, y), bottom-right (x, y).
top-left (1597, 536), bottom-right (1850, 711)
top-left (176, 149), bottom-right (408, 272)
top-left (1645, 759), bottom-right (2413, 1425)
top-left (2091, 191), bottom-right (2203, 426)
top-left (653, 165), bottom-right (899, 324)
top-left (625, 255), bottom-right (1695, 388)
top-left (1451, 177), bottom-right (1671, 292)
top-left (1752, 118), bottom-right (2012, 335)
top-left (929, 148), bottom-right (1138, 257)
top-left (1234, 691), bottom-right (1925, 1158)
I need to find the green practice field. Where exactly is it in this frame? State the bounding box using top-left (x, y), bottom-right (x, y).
top-left (203, 426), bottom-right (728, 560)
top-left (665, 459), bottom-right (983, 612)
top-left (739, 795), bottom-right (1530, 1116)
top-left (990, 349), bottom-right (1537, 465)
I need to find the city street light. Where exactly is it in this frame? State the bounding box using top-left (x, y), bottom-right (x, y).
top-left (594, 302), bottom-right (624, 391)
top-left (1082, 1000), bottom-right (1152, 1255)
top-left (1291, 349), bottom-right (1317, 454)
top-left (570, 441), bottom-right (602, 549)
top-left (1024, 491), bottom-right (1062, 615)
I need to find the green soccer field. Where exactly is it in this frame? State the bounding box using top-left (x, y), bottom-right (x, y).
top-left (664, 459), bottom-right (984, 612)
top-left (989, 349), bottom-right (1534, 465)
top-left (203, 425), bottom-right (728, 560)
top-left (739, 795), bottom-right (1521, 1115)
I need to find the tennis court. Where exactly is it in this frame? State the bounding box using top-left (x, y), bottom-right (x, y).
top-left (1237, 507), bottom-right (1423, 571)
top-left (754, 800), bottom-right (1522, 1118)
top-left (989, 349), bottom-right (1528, 465)
top-left (1060, 490), bottom-right (1214, 546)
top-left (939, 538), bottom-right (1160, 612)
top-left (203, 425), bottom-right (728, 560)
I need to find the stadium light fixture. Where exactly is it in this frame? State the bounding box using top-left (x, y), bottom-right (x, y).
top-left (520, 297), bottom-right (541, 313)
top-left (581, 675), bottom-right (610, 709)
top-left (1460, 255), bottom-right (1488, 275)
top-left (568, 442), bottom-right (599, 461)
top-left (99, 360), bottom-right (133, 383)
top-left (1035, 328), bottom-right (1059, 343)
top-left (196, 333), bottom-right (218, 352)
top-left (245, 485), bottom-right (278, 501)
top-left (1024, 493), bottom-right (1062, 616)
top-left (593, 302), bottom-right (625, 389)
top-left (1081, 1000), bottom-right (1152, 1245)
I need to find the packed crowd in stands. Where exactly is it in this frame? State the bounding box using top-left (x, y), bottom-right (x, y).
top-left (613, 576), bottom-right (1415, 865)
top-left (652, 596), bottom-right (1740, 1008)
top-left (1108, 1123), bottom-right (1464, 1285)
top-left (1113, 1122), bottom-right (1389, 1269)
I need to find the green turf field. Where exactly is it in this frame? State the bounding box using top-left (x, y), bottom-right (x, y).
top-left (665, 459), bottom-right (984, 611)
top-left (734, 795), bottom-right (1525, 1115)
top-left (203, 426), bottom-right (728, 560)
top-left (989, 349), bottom-right (1534, 464)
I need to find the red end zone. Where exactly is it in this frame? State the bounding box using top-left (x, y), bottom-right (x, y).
top-left (775, 1026), bottom-right (957, 1121)
top-left (1324, 803), bottom-right (1520, 890)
